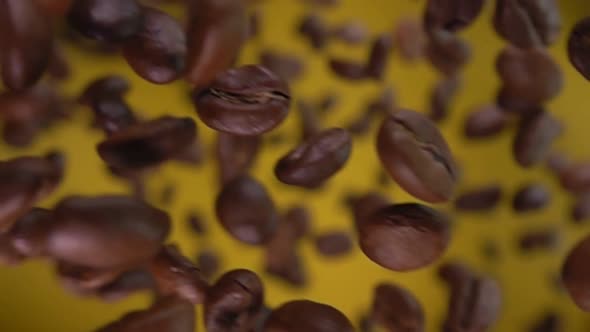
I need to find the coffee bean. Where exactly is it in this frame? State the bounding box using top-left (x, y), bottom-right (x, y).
top-left (275, 128), bottom-right (352, 188)
top-left (97, 296), bottom-right (195, 332)
top-left (284, 205), bottom-right (311, 239)
top-left (122, 6), bottom-right (186, 84)
top-left (216, 175), bottom-right (278, 245)
top-left (8, 207), bottom-right (52, 258)
top-left (98, 269), bottom-right (155, 302)
top-left (454, 185), bottom-right (503, 212)
top-left (572, 194), bottom-right (590, 223)
top-left (0, 233), bottom-right (24, 266)
top-left (314, 231), bottom-right (352, 257)
top-left (186, 211), bottom-right (206, 235)
top-left (331, 21), bottom-right (368, 45)
top-left (248, 10), bottom-right (261, 40)
top-left (0, 0), bottom-right (53, 91)
top-left (345, 192), bottom-right (390, 231)
top-left (430, 75), bottom-right (461, 122)
top-left (97, 116), bottom-right (197, 170)
top-left (561, 234), bottom-right (590, 311)
top-left (366, 34), bottom-right (393, 80)
top-left (529, 312), bottom-right (561, 332)
top-left (367, 86), bottom-right (397, 116)
top-left (518, 228), bottom-right (559, 252)
top-left (299, 14), bottom-right (329, 50)
top-left (328, 58), bottom-right (368, 80)
top-left (34, 0), bottom-right (73, 16)
top-left (79, 75), bottom-right (131, 106)
top-left (560, 162), bottom-right (590, 194)
top-left (371, 283), bottom-right (424, 332)
top-left (359, 203), bottom-right (451, 271)
top-left (265, 214), bottom-right (307, 287)
top-left (377, 109), bottom-right (458, 203)
top-left (496, 85), bottom-right (539, 114)
top-left (205, 269), bottom-right (264, 332)
top-left (215, 132), bottom-right (261, 185)
top-left (513, 109), bottom-right (562, 168)
top-left (56, 261), bottom-right (122, 296)
top-left (426, 29), bottom-right (471, 77)
top-left (546, 152), bottom-right (570, 176)
top-left (297, 100), bottom-right (322, 141)
top-left (493, 0), bottom-right (561, 48)
top-left (194, 65), bottom-right (291, 136)
top-left (568, 17), bottom-right (590, 81)
top-left (47, 44), bottom-right (71, 81)
top-left (463, 104), bottom-right (508, 139)
top-left (47, 195), bottom-right (170, 269)
top-left (186, 0), bottom-right (248, 88)
top-left (67, 0), bottom-right (143, 42)
top-left (424, 0), bottom-right (485, 32)
top-left (197, 249), bottom-right (221, 280)
top-left (393, 18), bottom-right (427, 62)
top-left (264, 300), bottom-right (355, 332)
top-left (512, 183), bottom-right (551, 212)
top-left (260, 51), bottom-right (305, 82)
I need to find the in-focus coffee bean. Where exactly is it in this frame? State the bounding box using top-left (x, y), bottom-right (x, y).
top-left (264, 300), bottom-right (355, 332)
top-left (371, 282), bottom-right (424, 332)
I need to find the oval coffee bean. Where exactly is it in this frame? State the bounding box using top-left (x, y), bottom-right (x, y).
top-left (371, 283), bottom-right (424, 332)
top-left (518, 228), bottom-right (559, 253)
top-left (67, 0), bottom-right (143, 42)
top-left (122, 7), bottom-right (186, 84)
top-left (366, 34), bottom-right (393, 80)
top-left (562, 234), bottom-right (590, 311)
top-left (275, 128), bottom-right (352, 188)
top-left (90, 97), bottom-right (137, 135)
top-left (79, 75), bottom-right (131, 106)
top-left (328, 58), bottom-right (368, 81)
top-left (97, 116), bottom-right (196, 170)
top-left (454, 185), bottom-right (502, 212)
top-left (393, 19), bottom-right (426, 62)
top-left (215, 132), bottom-right (261, 185)
top-left (264, 300), bottom-right (354, 332)
top-left (377, 109), bottom-right (458, 203)
top-left (513, 109), bottom-right (562, 168)
top-left (568, 17), bottom-right (590, 81)
top-left (313, 231), bottom-right (352, 257)
top-left (359, 203), bottom-right (451, 271)
top-left (194, 65), bottom-right (291, 136)
top-left (424, 0), bottom-right (485, 32)
top-left (426, 29), bottom-right (471, 77)
top-left (463, 104), bottom-right (508, 139)
top-left (512, 183), bottom-right (551, 212)
top-left (46, 195), bottom-right (170, 269)
top-left (216, 176), bottom-right (278, 245)
top-left (9, 207), bottom-right (52, 257)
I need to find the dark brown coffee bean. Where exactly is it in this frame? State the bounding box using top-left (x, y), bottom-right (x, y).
top-left (275, 128), bottom-right (352, 188)
top-left (0, 0), bottom-right (53, 91)
top-left (265, 215), bottom-right (307, 287)
top-left (518, 228), bottom-right (559, 252)
top-left (98, 269), bottom-right (155, 302)
top-left (122, 7), bottom-right (186, 84)
top-left (260, 51), bottom-right (305, 82)
top-left (513, 109), bottom-right (562, 168)
top-left (299, 14), bottom-right (329, 50)
top-left (215, 132), bottom-right (261, 185)
top-left (529, 312), bottom-right (561, 332)
top-left (371, 283), bottom-right (424, 332)
top-left (8, 207), bottom-right (52, 257)
top-left (454, 185), bottom-right (502, 212)
top-left (67, 0), bottom-right (143, 42)
top-left (561, 234), bottom-right (590, 311)
top-left (283, 205), bottom-right (311, 239)
top-left (496, 46), bottom-right (563, 105)
top-left (424, 0), bottom-right (485, 32)
top-left (216, 175), bottom-right (278, 245)
top-left (366, 34), bottom-right (393, 80)
top-left (512, 183), bottom-right (550, 212)
top-left (377, 109), bottom-right (458, 203)
top-left (496, 85), bottom-right (539, 114)
top-left (331, 21), bottom-right (368, 45)
top-left (186, 211), bottom-right (206, 235)
top-left (56, 261), bottom-right (122, 296)
top-left (560, 162), bottom-right (590, 194)
top-left (186, 0), bottom-right (248, 88)
top-left (79, 75), bottom-right (131, 105)
top-left (314, 231), bottom-right (352, 257)
top-left (426, 29), bottom-right (471, 77)
top-left (264, 300), bottom-right (355, 332)
top-left (197, 249), bottom-right (221, 280)
top-left (328, 58), bottom-right (368, 80)
top-left (393, 19), bottom-right (427, 62)
top-left (463, 104), bottom-right (508, 139)
top-left (205, 269), bottom-right (265, 332)
top-left (89, 97), bottom-right (138, 136)
top-left (345, 192), bottom-right (390, 231)
top-left (297, 100), bottom-right (322, 141)
top-left (97, 296), bottom-right (195, 332)
top-left (194, 65), bottom-right (291, 136)
top-left (493, 0), bottom-right (561, 48)
top-left (97, 116), bottom-right (196, 170)
top-left (568, 17), bottom-right (590, 81)
top-left (0, 233), bottom-right (24, 265)
top-left (47, 195), bottom-right (170, 269)
top-left (359, 203), bottom-right (451, 271)
top-left (430, 75), bottom-right (461, 122)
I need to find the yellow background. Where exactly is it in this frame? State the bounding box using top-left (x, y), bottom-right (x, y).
top-left (2, 0), bottom-right (590, 330)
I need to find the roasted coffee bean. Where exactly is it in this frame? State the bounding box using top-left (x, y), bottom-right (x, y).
top-left (122, 7), bottom-right (186, 84)
top-left (56, 261), bottom-right (122, 295)
top-left (90, 97), bottom-right (137, 136)
top-left (345, 192), bottom-right (390, 231)
top-left (275, 128), bottom-right (352, 188)
top-left (260, 51), bottom-right (305, 82)
top-left (568, 17), bottom-right (590, 81)
top-left (299, 14), bottom-right (329, 50)
top-left (393, 18), bottom-right (426, 61)
top-left (366, 34), bottom-right (393, 80)
top-left (297, 100), bottom-right (322, 141)
top-left (464, 104), bottom-right (508, 139)
top-left (513, 109), bottom-right (562, 168)
top-left (194, 65), bottom-right (291, 136)
top-left (47, 45), bottom-right (71, 81)
top-left (8, 207), bottom-right (52, 257)
top-left (331, 21), bottom-right (368, 45)
top-left (0, 0), bottom-right (53, 91)
top-left (264, 300), bottom-right (355, 332)
top-left (197, 249), bottom-right (221, 280)
top-left (284, 206), bottom-right (311, 239)
top-left (572, 194), bottom-right (590, 223)
top-left (98, 269), bottom-right (155, 302)
top-left (562, 234), bottom-right (590, 311)
top-left (377, 109), bottom-right (458, 203)
top-left (79, 75), bottom-right (131, 105)
top-left (216, 176), bottom-right (278, 245)
top-left (359, 203), bottom-right (451, 271)
top-left (186, 211), bottom-right (206, 235)
top-left (518, 228), bottom-right (559, 252)
top-left (186, 0), bottom-right (248, 88)
top-left (265, 214), bottom-right (307, 287)
top-left (529, 312), bottom-right (561, 332)
top-left (47, 195), bottom-right (170, 269)
top-left (97, 296), bottom-right (195, 332)
top-left (328, 58), bottom-right (368, 80)
top-left (424, 0), bottom-right (485, 32)
top-left (205, 269), bottom-right (264, 332)
top-left (426, 29), bottom-right (471, 77)
top-left (512, 183), bottom-right (550, 212)
top-left (67, 0), bottom-right (143, 42)
top-left (493, 0), bottom-right (561, 48)
top-left (430, 75), bottom-right (461, 122)
top-left (97, 116), bottom-right (196, 170)
top-left (0, 234), bottom-right (24, 265)
top-left (314, 231), bottom-right (352, 257)
top-left (496, 85), bottom-right (539, 114)
top-left (546, 152), bottom-right (570, 175)
top-left (496, 46), bottom-right (563, 105)
top-left (454, 185), bottom-right (502, 212)
top-left (560, 162), bottom-right (590, 194)
top-left (215, 132), bottom-right (261, 185)
top-left (371, 283), bottom-right (424, 332)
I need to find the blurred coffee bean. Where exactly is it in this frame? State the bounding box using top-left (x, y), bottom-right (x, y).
top-left (122, 6), bottom-right (186, 84)
top-left (424, 0), bottom-right (485, 32)
top-left (297, 100), bottom-right (322, 141)
top-left (98, 269), bottom-right (155, 302)
top-left (345, 192), bottom-right (390, 231)
top-left (371, 283), bottom-right (424, 332)
top-left (314, 231), bottom-right (352, 257)
top-left (79, 75), bottom-right (131, 106)
top-left (9, 207), bottom-right (52, 257)
top-left (265, 212), bottom-right (307, 287)
top-left (393, 18), bottom-right (427, 61)
top-left (216, 132), bottom-right (260, 185)
top-left (561, 234), bottom-right (590, 311)
top-left (464, 104), bottom-right (508, 139)
top-left (56, 261), bottom-right (122, 295)
top-left (359, 203), bottom-right (451, 271)
top-left (529, 312), bottom-right (562, 332)
top-left (186, 0), bottom-right (248, 88)
top-left (47, 195), bottom-right (170, 269)
top-left (194, 65), bottom-right (291, 136)
top-left (90, 97), bottom-right (137, 136)
top-left (197, 249), bottom-right (221, 280)
top-left (97, 116), bottom-right (196, 170)
top-left (512, 183), bottom-right (551, 212)
top-left (148, 244), bottom-right (208, 304)
top-left (216, 176), bottom-right (278, 245)
top-left (568, 17), bottom-right (590, 81)
top-left (283, 205), bottom-right (311, 239)
top-left (34, 0), bottom-right (73, 16)
top-left (275, 128), bottom-right (352, 188)
top-left (331, 21), bottom-right (368, 45)
top-left (97, 296), bottom-right (195, 332)
top-left (430, 75), bottom-right (461, 122)
top-left (299, 14), bottom-right (329, 50)
top-left (67, 0), bottom-right (143, 42)
top-left (367, 86), bottom-right (397, 116)
top-left (513, 109), bottom-right (562, 168)
top-left (426, 29), bottom-right (471, 77)
top-left (0, 234), bottom-right (24, 266)
top-left (47, 44), bottom-right (71, 81)
top-left (518, 228), bottom-right (559, 252)
top-left (493, 0), bottom-right (561, 48)
top-left (366, 34), bottom-right (393, 80)
top-left (496, 85), bottom-right (539, 114)
top-left (546, 152), bottom-right (570, 176)
top-left (346, 110), bottom-right (373, 136)
top-left (454, 185), bottom-right (502, 212)
top-left (248, 10), bottom-right (261, 40)
top-left (572, 194), bottom-right (590, 223)
top-left (328, 58), bottom-right (368, 80)
top-left (260, 51), bottom-right (305, 82)
top-left (560, 162), bottom-right (590, 194)
top-left (205, 269), bottom-right (264, 332)
top-left (264, 300), bottom-right (355, 332)
top-left (377, 109), bottom-right (458, 203)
